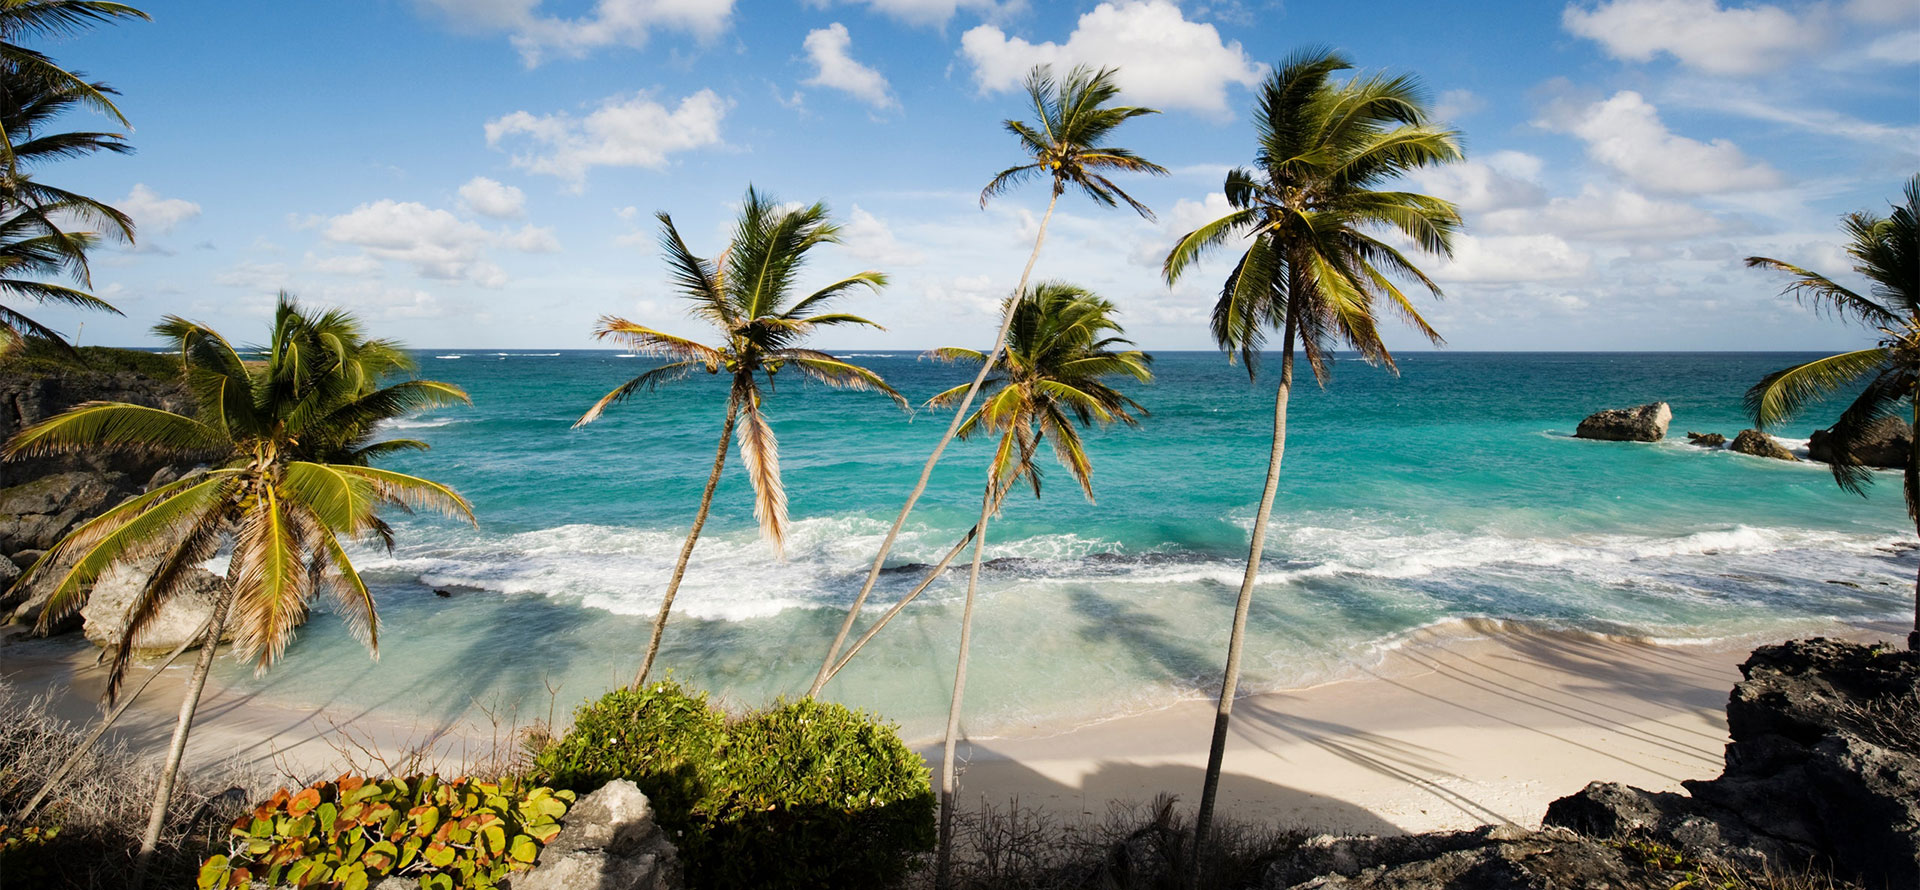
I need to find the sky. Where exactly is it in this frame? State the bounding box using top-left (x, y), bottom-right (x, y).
top-left (24, 0), bottom-right (1920, 352)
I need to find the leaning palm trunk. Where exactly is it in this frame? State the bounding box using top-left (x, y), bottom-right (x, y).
top-left (934, 482), bottom-right (1000, 890)
top-left (634, 396), bottom-right (740, 688)
top-left (809, 188), bottom-right (1062, 697)
top-left (1192, 317), bottom-right (1297, 860)
top-left (131, 588), bottom-right (235, 889)
top-left (21, 616), bottom-right (212, 820)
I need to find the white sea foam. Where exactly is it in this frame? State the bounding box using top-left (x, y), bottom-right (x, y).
top-left (435, 355), bottom-right (463, 359)
top-left (382, 417), bottom-right (455, 430)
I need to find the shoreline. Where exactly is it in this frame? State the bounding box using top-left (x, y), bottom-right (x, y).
top-left (2, 616), bottom-right (1905, 836)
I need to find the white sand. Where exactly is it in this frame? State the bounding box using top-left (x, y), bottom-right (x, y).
top-left (3, 618), bottom-right (1904, 835)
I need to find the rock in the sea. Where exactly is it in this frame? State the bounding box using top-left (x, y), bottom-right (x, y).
top-left (1808, 416), bottom-right (1913, 468)
top-left (1727, 429), bottom-right (1797, 461)
top-left (516, 779), bottom-right (681, 890)
top-left (1574, 402), bottom-right (1671, 442)
top-left (1684, 431), bottom-right (1726, 447)
top-left (81, 556), bottom-right (232, 653)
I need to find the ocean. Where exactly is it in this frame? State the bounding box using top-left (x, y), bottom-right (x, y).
top-left (210, 350), bottom-right (1914, 740)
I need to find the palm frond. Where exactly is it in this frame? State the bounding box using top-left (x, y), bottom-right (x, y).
top-left (3, 401), bottom-right (224, 458)
top-left (734, 391), bottom-right (788, 554)
top-left (1745, 348), bottom-right (1892, 429)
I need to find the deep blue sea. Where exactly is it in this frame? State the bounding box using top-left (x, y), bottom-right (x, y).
top-left (210, 350), bottom-right (1914, 739)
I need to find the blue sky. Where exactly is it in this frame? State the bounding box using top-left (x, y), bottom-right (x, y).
top-left (28, 0), bottom-right (1920, 351)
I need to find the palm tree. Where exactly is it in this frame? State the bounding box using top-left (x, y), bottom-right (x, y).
top-left (811, 63), bottom-right (1166, 697)
top-left (576, 186), bottom-right (907, 688)
top-left (921, 282), bottom-right (1151, 887)
top-left (1161, 47), bottom-right (1463, 857)
top-left (1745, 175), bottom-right (1920, 650)
top-left (3, 294), bottom-right (473, 883)
top-left (0, 0), bottom-right (147, 172)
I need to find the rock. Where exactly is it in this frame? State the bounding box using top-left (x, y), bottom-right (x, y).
top-left (1684, 431), bottom-right (1726, 447)
top-left (0, 471), bottom-right (132, 555)
top-left (1728, 429), bottom-right (1796, 461)
top-left (81, 556), bottom-right (232, 653)
top-left (1540, 782), bottom-right (1686, 838)
top-left (516, 780), bottom-right (681, 890)
top-left (5, 548), bottom-right (82, 635)
top-left (1809, 416), bottom-right (1913, 468)
top-left (1574, 402), bottom-right (1671, 442)
top-left (1272, 828), bottom-right (1647, 890)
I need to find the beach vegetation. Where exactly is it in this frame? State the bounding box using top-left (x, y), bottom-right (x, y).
top-left (195, 774), bottom-right (573, 890)
top-left (812, 63), bottom-right (1166, 699)
top-left (535, 681), bottom-right (934, 890)
top-left (1160, 46), bottom-right (1464, 857)
top-left (0, 2), bottom-right (148, 354)
top-left (574, 185), bottom-right (908, 689)
top-left (1743, 174), bottom-right (1920, 650)
top-left (2, 293), bottom-right (475, 884)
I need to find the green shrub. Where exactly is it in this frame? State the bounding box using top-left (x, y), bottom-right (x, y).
top-left (535, 685), bottom-right (935, 890)
top-left (195, 774), bottom-right (573, 890)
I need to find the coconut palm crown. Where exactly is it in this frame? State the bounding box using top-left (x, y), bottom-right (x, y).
top-left (4, 293), bottom-right (475, 688)
top-left (1745, 174), bottom-right (1920, 648)
top-left (980, 64), bottom-right (1169, 218)
top-left (0, 0), bottom-right (147, 171)
top-left (578, 185), bottom-right (907, 687)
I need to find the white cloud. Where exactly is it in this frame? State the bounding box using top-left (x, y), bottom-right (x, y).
top-left (214, 260), bottom-right (289, 291)
top-left (119, 184), bottom-right (201, 235)
top-left (1480, 185), bottom-right (1720, 241)
top-left (1660, 78), bottom-right (1920, 149)
top-left (1864, 29), bottom-right (1920, 64)
top-left (821, 0), bottom-right (1005, 27)
top-left (1845, 0), bottom-right (1916, 24)
top-left (1405, 151), bottom-right (1547, 214)
top-left (414, 0), bottom-right (734, 65)
top-left (839, 206), bottom-right (924, 265)
top-left (458, 176), bottom-right (527, 218)
top-left (960, 0), bottom-right (1265, 117)
top-left (321, 199), bottom-right (559, 287)
top-left (1539, 90), bottom-right (1782, 194)
top-left (1430, 234), bottom-right (1591, 282)
top-left (1433, 89), bottom-right (1485, 121)
top-left (1562, 0), bottom-right (1824, 75)
top-left (306, 253), bottom-right (384, 277)
top-left (485, 89), bottom-right (728, 189)
top-left (803, 24), bottom-right (896, 109)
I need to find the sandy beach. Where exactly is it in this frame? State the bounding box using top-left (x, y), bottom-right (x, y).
top-left (4, 616), bottom-right (1904, 835)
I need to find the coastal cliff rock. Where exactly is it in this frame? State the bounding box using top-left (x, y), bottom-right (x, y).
top-left (1272, 827), bottom-right (1647, 889)
top-left (513, 779), bottom-right (683, 890)
top-left (1684, 431), bottom-right (1725, 447)
top-left (1544, 638), bottom-right (1918, 890)
top-left (1574, 403), bottom-right (1670, 442)
top-left (1728, 429), bottom-right (1797, 461)
top-left (1808, 416), bottom-right (1913, 468)
top-left (80, 556), bottom-right (232, 653)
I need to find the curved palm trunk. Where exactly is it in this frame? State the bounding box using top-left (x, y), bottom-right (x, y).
top-left (934, 481), bottom-right (999, 890)
top-left (1192, 316), bottom-right (1297, 866)
top-left (634, 394), bottom-right (741, 689)
top-left (808, 187), bottom-right (1063, 698)
top-left (21, 617), bottom-right (212, 820)
top-left (130, 589), bottom-right (235, 890)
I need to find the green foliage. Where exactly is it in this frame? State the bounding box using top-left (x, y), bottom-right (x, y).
top-left (536, 683), bottom-right (935, 889)
top-left (195, 774), bottom-right (573, 890)
top-left (0, 342), bottom-right (181, 379)
top-left (0, 823), bottom-right (61, 882)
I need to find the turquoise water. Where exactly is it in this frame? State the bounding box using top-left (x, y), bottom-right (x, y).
top-left (214, 351), bottom-right (1914, 740)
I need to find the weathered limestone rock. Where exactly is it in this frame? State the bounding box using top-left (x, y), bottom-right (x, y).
top-left (1574, 403), bottom-right (1671, 442)
top-left (1809, 416), bottom-right (1913, 468)
top-left (1728, 429), bottom-right (1796, 461)
top-left (515, 780), bottom-right (681, 890)
top-left (1684, 431), bottom-right (1726, 447)
top-left (81, 556), bottom-right (231, 652)
top-left (1273, 827), bottom-right (1645, 889)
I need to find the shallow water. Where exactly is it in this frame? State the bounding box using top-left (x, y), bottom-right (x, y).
top-left (208, 351), bottom-right (1913, 740)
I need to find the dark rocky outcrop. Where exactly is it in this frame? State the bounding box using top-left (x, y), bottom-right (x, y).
top-left (1545, 638), bottom-right (1918, 890)
top-left (1574, 403), bottom-right (1671, 442)
top-left (1270, 827), bottom-right (1652, 889)
top-left (1728, 428), bottom-right (1798, 461)
top-left (1809, 416), bottom-right (1913, 469)
top-left (1684, 431), bottom-right (1726, 447)
top-left (512, 779), bottom-right (682, 890)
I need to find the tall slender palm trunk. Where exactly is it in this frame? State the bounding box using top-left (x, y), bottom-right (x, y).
top-left (131, 589), bottom-right (235, 890)
top-left (1192, 317), bottom-right (1297, 863)
top-left (809, 187), bottom-right (1063, 698)
top-left (634, 395), bottom-right (741, 689)
top-left (1911, 399), bottom-right (1918, 651)
top-left (934, 481), bottom-right (999, 890)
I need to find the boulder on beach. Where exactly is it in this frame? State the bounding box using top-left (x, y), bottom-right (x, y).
top-left (1574, 402), bottom-right (1671, 442)
top-left (1808, 416), bottom-right (1912, 468)
top-left (514, 779), bottom-right (682, 890)
top-left (80, 556), bottom-right (232, 653)
top-left (1728, 429), bottom-right (1797, 461)
top-left (1685, 431), bottom-right (1726, 448)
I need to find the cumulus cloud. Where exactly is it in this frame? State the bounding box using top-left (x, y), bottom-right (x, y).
top-left (1539, 90), bottom-right (1782, 194)
top-left (1562, 0), bottom-right (1824, 75)
top-left (820, 0), bottom-right (1005, 27)
top-left (321, 199), bottom-right (560, 287)
top-left (1480, 185), bottom-right (1721, 241)
top-left (485, 89), bottom-right (728, 189)
top-left (119, 184), bottom-right (201, 235)
top-left (414, 0), bottom-right (734, 65)
top-left (1405, 151), bottom-right (1548, 214)
top-left (458, 176), bottom-right (527, 218)
top-left (960, 0), bottom-right (1264, 117)
top-left (839, 206), bottom-right (923, 265)
top-left (1430, 234), bottom-right (1592, 283)
top-left (803, 24), bottom-right (896, 109)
